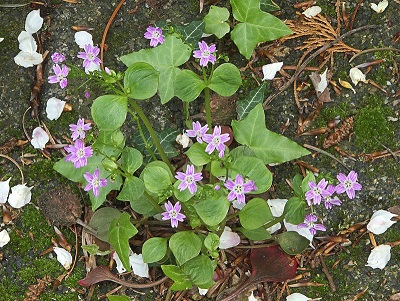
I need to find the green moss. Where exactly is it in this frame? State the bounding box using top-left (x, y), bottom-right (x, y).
top-left (354, 94), bottom-right (395, 152)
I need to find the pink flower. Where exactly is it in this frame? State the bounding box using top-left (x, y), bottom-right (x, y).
top-left (335, 171), bottom-right (362, 199)
top-left (305, 179), bottom-right (330, 206)
top-left (51, 52), bottom-right (65, 63)
top-left (203, 125), bottom-right (230, 158)
top-left (193, 41), bottom-right (216, 67)
top-left (186, 121), bottom-right (208, 143)
top-left (323, 184), bottom-right (342, 209)
top-left (77, 44), bottom-right (101, 70)
top-left (69, 118), bottom-right (92, 141)
top-left (175, 164), bottom-right (203, 194)
top-left (64, 139), bottom-right (93, 168)
top-left (224, 174), bottom-right (257, 204)
top-left (161, 201), bottom-right (186, 228)
top-left (84, 168), bottom-right (107, 197)
top-left (297, 214), bottom-right (326, 235)
top-left (144, 26), bottom-right (164, 47)
top-left (48, 64), bottom-right (69, 89)
top-left (84, 90), bottom-right (91, 99)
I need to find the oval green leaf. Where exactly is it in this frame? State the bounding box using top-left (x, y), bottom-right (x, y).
top-left (239, 198), bottom-right (273, 230)
top-left (92, 95), bottom-right (127, 130)
top-left (124, 62), bottom-right (159, 100)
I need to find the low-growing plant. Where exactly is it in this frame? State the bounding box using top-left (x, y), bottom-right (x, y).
top-left (39, 0), bottom-right (365, 298)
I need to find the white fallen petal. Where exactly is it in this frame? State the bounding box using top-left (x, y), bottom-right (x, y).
top-left (232, 199), bottom-right (246, 210)
top-left (46, 97), bottom-right (66, 120)
top-left (18, 31), bottom-right (37, 54)
top-left (113, 251), bottom-right (127, 273)
top-left (302, 6), bottom-right (322, 18)
top-left (349, 67), bottom-right (367, 86)
top-left (7, 184), bottom-right (33, 209)
top-left (366, 244), bottom-right (391, 269)
top-left (25, 9), bottom-right (43, 34)
top-left (248, 291), bottom-right (258, 301)
top-left (14, 51), bottom-right (43, 67)
top-left (53, 247), bottom-right (73, 269)
top-left (370, 0), bottom-right (388, 13)
top-left (129, 253), bottom-right (149, 278)
top-left (262, 62), bottom-right (283, 80)
top-left (75, 31), bottom-right (93, 48)
top-left (267, 199), bottom-right (287, 217)
top-left (0, 229), bottom-right (10, 248)
top-left (316, 68), bottom-right (328, 92)
top-left (367, 209), bottom-right (397, 235)
top-left (0, 38), bottom-right (4, 42)
top-left (219, 226), bottom-right (240, 249)
top-left (176, 133), bottom-right (191, 148)
top-left (198, 288), bottom-right (208, 295)
top-left (0, 177), bottom-right (11, 204)
top-left (31, 127), bottom-right (49, 150)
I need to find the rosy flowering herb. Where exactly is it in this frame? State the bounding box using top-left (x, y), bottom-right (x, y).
top-left (64, 139), bottom-right (93, 168)
top-left (336, 170), bottom-right (362, 199)
top-left (77, 44), bottom-right (101, 69)
top-left (186, 121), bottom-right (209, 143)
top-left (84, 168), bottom-right (107, 197)
top-left (224, 174), bottom-right (257, 204)
top-left (51, 52), bottom-right (66, 63)
top-left (305, 178), bottom-right (330, 206)
top-left (323, 184), bottom-right (342, 209)
top-left (144, 26), bottom-right (164, 47)
top-left (203, 125), bottom-right (230, 158)
top-left (161, 201), bottom-right (186, 228)
top-left (193, 41), bottom-right (216, 67)
top-left (69, 118), bottom-right (92, 141)
top-left (297, 214), bottom-right (326, 235)
top-left (84, 90), bottom-right (91, 99)
top-left (175, 164), bottom-right (203, 194)
top-left (48, 64), bottom-right (69, 89)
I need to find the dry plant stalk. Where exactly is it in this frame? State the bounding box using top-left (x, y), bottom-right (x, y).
top-left (283, 12), bottom-right (360, 69)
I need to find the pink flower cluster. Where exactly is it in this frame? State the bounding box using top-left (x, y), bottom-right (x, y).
top-left (48, 52), bottom-right (69, 89)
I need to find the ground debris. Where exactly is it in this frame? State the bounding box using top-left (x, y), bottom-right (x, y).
top-left (24, 275), bottom-right (52, 301)
top-left (322, 116), bottom-right (354, 148)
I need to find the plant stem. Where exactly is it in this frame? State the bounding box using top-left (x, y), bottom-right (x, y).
top-left (0, 154), bottom-right (24, 184)
top-left (143, 191), bottom-right (164, 213)
top-left (128, 98), bottom-right (174, 172)
top-left (263, 215), bottom-right (285, 229)
top-left (204, 87), bottom-right (212, 131)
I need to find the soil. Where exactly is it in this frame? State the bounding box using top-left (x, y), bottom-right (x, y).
top-left (0, 0), bottom-right (399, 300)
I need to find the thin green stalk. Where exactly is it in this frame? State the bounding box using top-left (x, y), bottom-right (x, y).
top-left (128, 98), bottom-right (174, 172)
top-left (202, 67), bottom-right (212, 132)
top-left (263, 215), bottom-right (285, 229)
top-left (128, 108), bottom-right (158, 161)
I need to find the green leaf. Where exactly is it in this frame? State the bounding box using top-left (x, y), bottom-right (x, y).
top-left (169, 231), bottom-right (202, 266)
top-left (108, 212), bottom-right (138, 272)
top-left (142, 237), bottom-right (168, 263)
top-left (133, 127), bottom-right (180, 162)
top-left (129, 194), bottom-right (160, 217)
top-left (175, 20), bottom-right (205, 46)
top-left (237, 82), bottom-right (266, 120)
top-left (91, 95), bottom-right (128, 130)
top-left (237, 227), bottom-right (272, 240)
top-left (88, 207), bottom-right (121, 242)
top-left (204, 6), bottom-right (230, 39)
top-left (53, 154), bottom-right (122, 210)
top-left (292, 174), bottom-right (304, 197)
top-left (182, 255), bottom-right (215, 288)
top-left (185, 142), bottom-right (211, 166)
top-left (260, 0), bottom-right (280, 12)
top-left (142, 161), bottom-right (174, 194)
top-left (275, 231), bottom-right (309, 255)
top-left (208, 63), bottom-right (242, 97)
top-left (121, 147), bottom-right (143, 174)
top-left (124, 62), bottom-right (159, 100)
top-left (230, 0), bottom-right (292, 59)
top-left (120, 35), bottom-right (192, 104)
top-left (232, 104), bottom-right (310, 164)
top-left (229, 155), bottom-right (273, 193)
top-left (174, 69), bottom-right (206, 102)
top-left (108, 295), bottom-right (130, 301)
top-left (193, 195), bottom-right (230, 226)
top-left (92, 129), bottom-right (125, 158)
top-left (239, 198), bottom-right (273, 230)
top-left (117, 176), bottom-right (145, 202)
top-left (161, 265), bottom-right (193, 290)
top-left (301, 171), bottom-right (316, 194)
top-left (283, 197), bottom-right (306, 225)
top-left (204, 233), bottom-right (220, 251)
